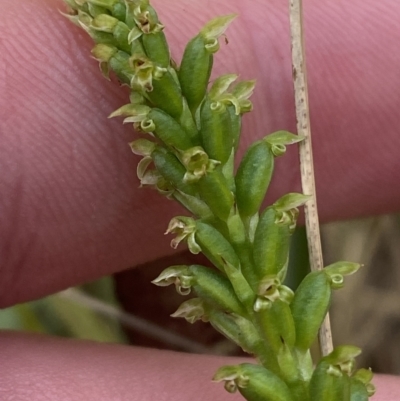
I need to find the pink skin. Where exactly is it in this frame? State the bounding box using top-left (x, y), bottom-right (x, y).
top-left (0, 0), bottom-right (399, 399)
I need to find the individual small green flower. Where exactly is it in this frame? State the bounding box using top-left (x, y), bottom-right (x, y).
top-left (129, 138), bottom-right (156, 156)
top-left (151, 265), bottom-right (192, 295)
top-left (200, 14), bottom-right (237, 53)
top-left (136, 156), bottom-right (160, 187)
top-left (129, 54), bottom-right (166, 91)
top-left (90, 13), bottom-right (119, 32)
top-left (254, 275), bottom-right (294, 311)
top-left (231, 80), bottom-right (257, 114)
top-left (91, 43), bottom-right (118, 78)
top-left (179, 146), bottom-right (218, 184)
top-left (214, 364), bottom-right (295, 401)
top-left (263, 130), bottom-right (304, 156)
top-left (165, 216), bottom-right (200, 254)
top-left (171, 298), bottom-right (208, 323)
top-left (272, 193), bottom-right (311, 233)
top-left (109, 103), bottom-right (152, 131)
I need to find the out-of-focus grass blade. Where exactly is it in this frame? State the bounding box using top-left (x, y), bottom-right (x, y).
top-left (0, 303), bottom-right (47, 333)
top-left (46, 291), bottom-right (128, 343)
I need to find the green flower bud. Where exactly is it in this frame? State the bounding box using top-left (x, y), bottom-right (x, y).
top-left (90, 13), bottom-right (119, 32)
top-left (223, 259), bottom-right (255, 309)
top-left (178, 99), bottom-right (201, 144)
top-left (109, 50), bottom-right (134, 84)
top-left (253, 207), bottom-right (291, 281)
top-left (87, 3), bottom-right (108, 17)
top-left (142, 31), bottom-right (170, 67)
top-left (310, 359), bottom-right (351, 401)
top-left (290, 271), bottom-right (331, 351)
top-left (227, 213), bottom-right (246, 246)
top-left (111, 21), bottom-right (131, 52)
top-left (178, 34), bottom-right (213, 114)
top-left (147, 69), bottom-right (183, 118)
top-left (148, 108), bottom-right (195, 150)
top-left (111, 2), bottom-right (126, 22)
top-left (213, 363), bottom-right (295, 401)
top-left (208, 310), bottom-right (253, 353)
top-left (235, 140), bottom-right (274, 218)
top-left (197, 169), bottom-right (234, 221)
top-left (255, 298), bottom-right (296, 355)
top-left (189, 265), bottom-right (246, 316)
top-left (151, 147), bottom-right (197, 196)
top-left (172, 191), bottom-right (213, 219)
top-left (276, 342), bottom-right (303, 391)
top-left (194, 221), bottom-right (240, 272)
top-left (199, 96), bottom-right (234, 165)
top-left (77, 10), bottom-right (119, 46)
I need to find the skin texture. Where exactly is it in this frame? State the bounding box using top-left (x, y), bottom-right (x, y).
top-left (0, 0), bottom-right (400, 399)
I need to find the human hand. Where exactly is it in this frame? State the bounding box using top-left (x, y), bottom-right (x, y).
top-left (1, 0), bottom-right (400, 399)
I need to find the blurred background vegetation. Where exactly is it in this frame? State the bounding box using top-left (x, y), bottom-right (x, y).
top-left (1, 215), bottom-right (399, 374)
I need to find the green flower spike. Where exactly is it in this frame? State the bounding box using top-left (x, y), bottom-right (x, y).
top-left (165, 216), bottom-right (201, 254)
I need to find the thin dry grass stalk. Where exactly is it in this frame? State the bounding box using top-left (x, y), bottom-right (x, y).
top-left (288, 0), bottom-right (333, 355)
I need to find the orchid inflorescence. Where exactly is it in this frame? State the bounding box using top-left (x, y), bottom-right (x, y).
top-left (62, 0), bottom-right (375, 399)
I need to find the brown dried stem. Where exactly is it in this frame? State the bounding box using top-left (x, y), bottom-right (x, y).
top-left (288, 0), bottom-right (333, 355)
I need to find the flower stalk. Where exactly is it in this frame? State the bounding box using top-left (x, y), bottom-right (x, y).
top-left (62, 1), bottom-right (375, 400)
